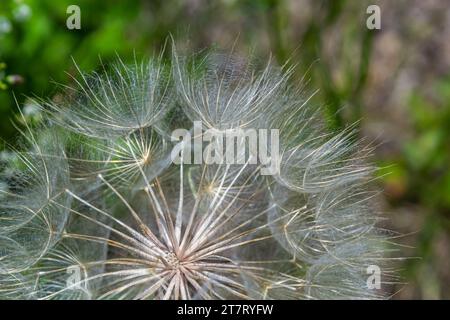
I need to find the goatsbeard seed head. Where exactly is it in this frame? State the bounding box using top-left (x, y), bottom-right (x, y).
top-left (0, 48), bottom-right (399, 300)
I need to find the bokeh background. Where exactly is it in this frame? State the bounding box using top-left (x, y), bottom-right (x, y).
top-left (0, 0), bottom-right (449, 299)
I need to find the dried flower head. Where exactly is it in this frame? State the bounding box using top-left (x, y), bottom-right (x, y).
top-left (0, 47), bottom-right (398, 300)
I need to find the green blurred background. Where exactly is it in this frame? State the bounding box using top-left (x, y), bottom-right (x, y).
top-left (0, 0), bottom-right (449, 299)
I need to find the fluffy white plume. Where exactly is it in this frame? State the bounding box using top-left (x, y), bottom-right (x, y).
top-left (0, 48), bottom-right (398, 300)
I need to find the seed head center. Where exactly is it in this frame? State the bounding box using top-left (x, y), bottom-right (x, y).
top-left (163, 251), bottom-right (180, 269)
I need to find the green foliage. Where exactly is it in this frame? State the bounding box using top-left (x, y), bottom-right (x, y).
top-left (405, 77), bottom-right (450, 207)
top-left (380, 77), bottom-right (450, 298)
